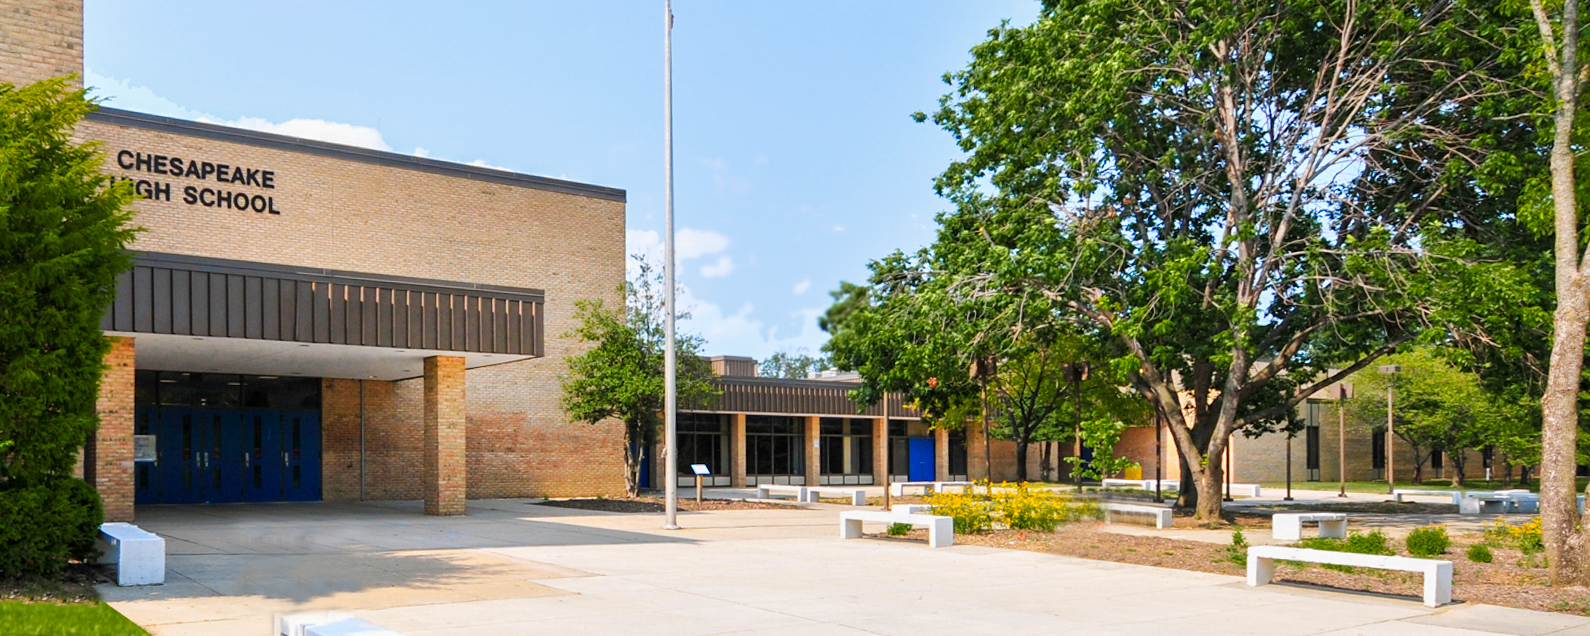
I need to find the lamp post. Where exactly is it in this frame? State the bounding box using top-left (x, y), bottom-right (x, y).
top-left (662, 0), bottom-right (680, 530)
top-left (1284, 389), bottom-right (1295, 502)
top-left (1378, 364), bottom-right (1401, 496)
top-left (971, 357), bottom-right (996, 487)
top-left (1153, 406), bottom-right (1164, 503)
top-left (1338, 383), bottom-right (1349, 498)
top-left (1063, 362), bottom-right (1089, 492)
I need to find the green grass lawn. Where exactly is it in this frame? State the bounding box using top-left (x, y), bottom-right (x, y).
top-left (1258, 479), bottom-right (1590, 495)
top-left (0, 601), bottom-right (149, 636)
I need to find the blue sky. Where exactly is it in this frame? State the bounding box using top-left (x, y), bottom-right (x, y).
top-left (85, 1), bottom-right (1038, 362)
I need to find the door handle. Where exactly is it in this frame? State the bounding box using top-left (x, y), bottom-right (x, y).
top-left (283, 452), bottom-right (289, 467)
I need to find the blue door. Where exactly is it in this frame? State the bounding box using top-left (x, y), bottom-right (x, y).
top-left (282, 411), bottom-right (321, 501)
top-left (157, 409), bottom-right (205, 504)
top-left (908, 438), bottom-right (936, 481)
top-left (198, 410), bottom-right (244, 503)
top-left (134, 407), bottom-right (158, 505)
top-left (242, 410), bottom-right (284, 502)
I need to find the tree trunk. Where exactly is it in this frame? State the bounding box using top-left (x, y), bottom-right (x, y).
top-left (1195, 454), bottom-right (1224, 522)
top-left (1015, 439), bottom-right (1029, 482)
top-left (1040, 442), bottom-right (1052, 482)
top-left (623, 443), bottom-right (644, 498)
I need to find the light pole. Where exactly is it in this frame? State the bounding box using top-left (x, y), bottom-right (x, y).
top-left (662, 0), bottom-right (680, 530)
top-left (1153, 406), bottom-right (1164, 503)
top-left (1064, 362), bottom-right (1089, 492)
top-left (971, 357), bottom-right (996, 488)
top-left (1378, 364), bottom-right (1400, 496)
top-left (1284, 389), bottom-right (1295, 502)
top-left (1337, 383), bottom-right (1348, 498)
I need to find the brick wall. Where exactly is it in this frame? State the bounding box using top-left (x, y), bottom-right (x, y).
top-left (321, 378), bottom-right (361, 501)
top-left (90, 336), bottom-right (135, 521)
top-left (0, 0), bottom-right (81, 88)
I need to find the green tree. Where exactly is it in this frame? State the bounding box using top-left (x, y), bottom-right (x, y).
top-left (916, 0), bottom-right (1523, 521)
top-left (0, 77), bottom-right (137, 577)
top-left (1346, 350), bottom-right (1511, 486)
top-left (758, 348), bottom-right (829, 379)
top-left (560, 257), bottom-right (719, 497)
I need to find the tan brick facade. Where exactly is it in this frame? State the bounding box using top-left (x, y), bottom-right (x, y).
top-left (424, 356), bottom-right (466, 515)
top-left (0, 0), bottom-right (80, 88)
top-left (88, 336), bottom-right (135, 521)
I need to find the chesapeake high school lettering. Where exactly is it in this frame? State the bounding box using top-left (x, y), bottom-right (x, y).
top-left (114, 150), bottom-right (282, 214)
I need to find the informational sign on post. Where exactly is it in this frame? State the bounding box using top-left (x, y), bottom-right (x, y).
top-left (691, 464), bottom-right (710, 476)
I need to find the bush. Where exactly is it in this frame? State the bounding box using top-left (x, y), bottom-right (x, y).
top-left (925, 489), bottom-right (992, 534)
top-left (990, 482), bottom-right (1098, 532)
top-left (887, 523), bottom-right (912, 536)
top-left (1483, 516), bottom-right (1544, 554)
top-left (0, 478), bottom-right (103, 578)
top-left (1405, 525), bottom-right (1451, 558)
top-left (1295, 530), bottom-right (1394, 571)
top-left (1467, 544), bottom-right (1493, 563)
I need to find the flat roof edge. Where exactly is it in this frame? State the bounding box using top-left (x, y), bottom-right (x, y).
top-left (85, 107), bottom-right (627, 203)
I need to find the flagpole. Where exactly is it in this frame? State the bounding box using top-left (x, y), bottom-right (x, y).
top-left (662, 0), bottom-right (680, 530)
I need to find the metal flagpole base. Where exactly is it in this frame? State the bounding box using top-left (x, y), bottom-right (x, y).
top-left (663, 524), bottom-right (681, 530)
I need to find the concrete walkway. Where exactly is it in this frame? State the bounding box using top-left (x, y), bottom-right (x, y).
top-left (104, 499), bottom-right (1590, 636)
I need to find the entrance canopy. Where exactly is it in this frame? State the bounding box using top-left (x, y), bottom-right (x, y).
top-left (102, 252), bottom-right (541, 380)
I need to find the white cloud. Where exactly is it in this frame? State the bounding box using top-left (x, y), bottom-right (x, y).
top-left (414, 147), bottom-right (430, 157)
top-left (793, 279), bottom-right (811, 295)
top-left (676, 228), bottom-right (731, 259)
top-left (467, 158), bottom-right (512, 171)
top-left (683, 296), bottom-right (829, 360)
top-left (219, 117), bottom-right (391, 151)
top-left (700, 255), bottom-right (735, 278)
top-left (86, 69), bottom-right (213, 121)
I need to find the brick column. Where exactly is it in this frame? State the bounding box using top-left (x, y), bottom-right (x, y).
top-left (872, 417), bottom-right (888, 486)
top-left (968, 416), bottom-right (990, 483)
top-left (935, 427), bottom-right (950, 481)
top-left (88, 337), bottom-right (136, 522)
top-left (730, 413), bottom-right (747, 487)
top-left (423, 356), bottom-right (466, 516)
top-left (804, 416), bottom-right (821, 486)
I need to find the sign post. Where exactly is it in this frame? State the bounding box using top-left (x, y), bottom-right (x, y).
top-left (691, 464), bottom-right (710, 504)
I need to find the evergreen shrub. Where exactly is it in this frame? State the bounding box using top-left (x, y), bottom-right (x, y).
top-left (1404, 525), bottom-right (1450, 557)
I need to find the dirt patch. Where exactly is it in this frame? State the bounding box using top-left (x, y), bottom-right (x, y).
top-left (895, 522), bottom-right (1590, 615)
top-left (535, 497), bottom-right (801, 513)
top-left (0, 563), bottom-right (113, 605)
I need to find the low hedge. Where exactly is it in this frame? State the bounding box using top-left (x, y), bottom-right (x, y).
top-left (0, 478), bottom-right (103, 578)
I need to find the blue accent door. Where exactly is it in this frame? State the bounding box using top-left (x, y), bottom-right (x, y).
top-left (242, 410), bottom-right (284, 502)
top-left (158, 409), bottom-right (205, 504)
top-left (282, 411), bottom-right (321, 501)
top-left (134, 407), bottom-right (158, 505)
top-left (198, 410), bottom-right (244, 503)
top-left (908, 438), bottom-right (936, 481)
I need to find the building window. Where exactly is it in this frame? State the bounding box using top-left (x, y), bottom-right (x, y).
top-left (747, 415), bottom-right (803, 484)
top-left (676, 413), bottom-right (727, 475)
top-left (1371, 427), bottom-right (1386, 470)
top-left (819, 418), bottom-right (873, 484)
top-left (949, 430), bottom-right (968, 480)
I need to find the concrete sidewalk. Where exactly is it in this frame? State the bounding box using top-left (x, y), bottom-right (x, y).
top-left (104, 499), bottom-right (1590, 636)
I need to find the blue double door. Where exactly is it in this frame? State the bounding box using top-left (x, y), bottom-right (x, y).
top-left (137, 407), bottom-right (321, 505)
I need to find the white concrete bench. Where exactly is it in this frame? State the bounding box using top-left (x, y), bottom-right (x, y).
top-left (839, 510), bottom-right (954, 547)
top-left (1460, 492), bottom-right (1509, 515)
top-left (96, 522), bottom-right (164, 586)
top-left (805, 486), bottom-right (866, 505)
top-left (1227, 483), bottom-right (1262, 498)
top-left (1100, 478), bottom-right (1151, 490)
top-left (1101, 502), bottom-right (1172, 529)
top-left (756, 484), bottom-right (807, 501)
top-left (1393, 489), bottom-right (1461, 505)
top-left (1272, 512), bottom-right (1347, 541)
top-left (890, 504), bottom-right (934, 514)
top-left (888, 481), bottom-right (975, 497)
top-left (280, 612), bottom-right (402, 636)
top-left (1247, 545), bottom-right (1451, 607)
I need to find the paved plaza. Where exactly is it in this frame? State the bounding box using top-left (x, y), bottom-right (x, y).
top-left (103, 495), bottom-right (1588, 636)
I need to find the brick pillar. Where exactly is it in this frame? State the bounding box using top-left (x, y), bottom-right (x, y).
top-left (320, 378), bottom-right (362, 502)
top-left (804, 416), bottom-right (821, 486)
top-left (730, 413), bottom-right (747, 487)
top-left (423, 356), bottom-right (466, 516)
top-left (935, 427), bottom-right (950, 481)
top-left (89, 337), bottom-right (136, 522)
top-left (967, 416), bottom-right (990, 483)
top-left (872, 417), bottom-right (888, 486)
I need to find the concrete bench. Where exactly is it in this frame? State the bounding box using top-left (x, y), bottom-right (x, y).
top-left (1101, 502), bottom-right (1173, 529)
top-left (1227, 483), bottom-right (1262, 498)
top-left (888, 481), bottom-right (975, 497)
top-left (1247, 545), bottom-right (1451, 607)
top-left (1492, 490), bottom-right (1539, 513)
top-left (1393, 489), bottom-right (1462, 505)
top-left (1460, 493), bottom-right (1510, 515)
top-left (1100, 478), bottom-right (1151, 490)
top-left (96, 522), bottom-right (164, 586)
top-left (805, 486), bottom-right (866, 505)
top-left (280, 612), bottom-right (402, 636)
top-left (890, 504), bottom-right (934, 514)
top-left (840, 510), bottom-right (953, 547)
top-left (1272, 512), bottom-right (1347, 541)
top-left (756, 484), bottom-right (807, 501)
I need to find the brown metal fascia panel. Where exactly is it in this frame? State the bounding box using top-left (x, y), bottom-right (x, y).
top-left (295, 281), bottom-right (314, 343)
top-left (244, 276), bottom-right (263, 339)
top-left (152, 268), bottom-right (172, 333)
top-left (261, 276), bottom-right (279, 340)
top-left (375, 288), bottom-right (392, 347)
top-left (494, 299), bottom-right (509, 354)
top-left (132, 267), bottom-right (154, 333)
top-left (280, 280), bottom-right (298, 341)
top-left (329, 283), bottom-right (347, 344)
top-left (421, 293), bottom-right (437, 350)
top-left (113, 272), bottom-right (133, 331)
top-left (226, 275), bottom-right (245, 338)
top-left (208, 274), bottom-right (228, 337)
top-left (172, 270), bottom-right (191, 336)
top-left (392, 289), bottom-right (409, 349)
top-left (465, 296), bottom-right (480, 352)
top-left (407, 291), bottom-right (423, 349)
top-left (533, 302), bottom-right (545, 356)
top-left (436, 293), bottom-right (453, 350)
top-left (346, 285), bottom-right (363, 346)
top-left (311, 282), bottom-right (330, 343)
top-left (131, 251), bottom-right (545, 303)
top-left (452, 295), bottom-right (468, 351)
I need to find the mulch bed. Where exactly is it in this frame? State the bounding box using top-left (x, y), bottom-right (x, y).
top-left (0, 563), bottom-right (113, 605)
top-left (884, 522), bottom-right (1590, 615)
top-left (535, 497), bottom-right (800, 513)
